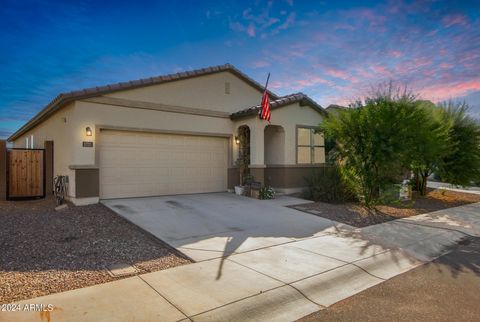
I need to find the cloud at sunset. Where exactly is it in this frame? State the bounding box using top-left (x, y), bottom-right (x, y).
top-left (0, 0), bottom-right (479, 138)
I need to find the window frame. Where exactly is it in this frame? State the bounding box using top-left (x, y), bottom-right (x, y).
top-left (295, 125), bottom-right (325, 164)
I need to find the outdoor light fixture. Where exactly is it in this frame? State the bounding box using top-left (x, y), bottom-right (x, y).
top-left (86, 127), bottom-right (92, 136)
top-left (235, 136), bottom-right (240, 144)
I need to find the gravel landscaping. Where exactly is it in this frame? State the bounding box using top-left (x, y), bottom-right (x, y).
top-left (291, 188), bottom-right (480, 227)
top-left (0, 198), bottom-right (191, 304)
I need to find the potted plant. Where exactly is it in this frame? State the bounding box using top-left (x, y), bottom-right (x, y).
top-left (234, 154), bottom-right (249, 195)
top-left (234, 126), bottom-right (250, 195)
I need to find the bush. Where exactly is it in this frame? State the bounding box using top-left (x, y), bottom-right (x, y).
top-left (303, 166), bottom-right (355, 203)
top-left (437, 102), bottom-right (480, 186)
top-left (259, 186), bottom-right (275, 200)
top-left (320, 97), bottom-right (425, 206)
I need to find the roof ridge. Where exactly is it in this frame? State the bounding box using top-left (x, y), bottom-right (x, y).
top-left (62, 63), bottom-right (235, 96)
top-left (230, 92), bottom-right (326, 120)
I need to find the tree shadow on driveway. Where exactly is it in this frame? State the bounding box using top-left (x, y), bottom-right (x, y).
top-left (103, 193), bottom-right (480, 281)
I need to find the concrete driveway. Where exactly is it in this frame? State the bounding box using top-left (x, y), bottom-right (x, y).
top-left (7, 197), bottom-right (478, 321)
top-left (102, 192), bottom-right (348, 261)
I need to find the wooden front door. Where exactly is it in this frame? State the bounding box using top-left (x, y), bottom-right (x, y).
top-left (7, 149), bottom-right (45, 198)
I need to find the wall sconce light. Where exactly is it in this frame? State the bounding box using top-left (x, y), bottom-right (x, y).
top-left (86, 127), bottom-right (92, 136)
top-left (235, 136), bottom-right (240, 144)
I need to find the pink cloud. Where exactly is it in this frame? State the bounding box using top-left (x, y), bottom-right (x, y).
top-left (412, 57), bottom-right (432, 68)
top-left (460, 52), bottom-right (478, 62)
top-left (324, 67), bottom-right (360, 83)
top-left (355, 67), bottom-right (372, 79)
top-left (251, 60), bottom-right (271, 68)
top-left (420, 80), bottom-right (480, 102)
top-left (422, 69), bottom-right (436, 77)
top-left (370, 65), bottom-right (392, 77)
top-left (296, 75), bottom-right (332, 87)
top-left (247, 24), bottom-right (256, 37)
top-left (389, 50), bottom-right (403, 58)
top-left (439, 62), bottom-right (453, 69)
top-left (356, 9), bottom-right (387, 32)
top-left (442, 14), bottom-right (468, 28)
top-left (325, 68), bottom-right (348, 79)
top-left (269, 74), bottom-right (333, 91)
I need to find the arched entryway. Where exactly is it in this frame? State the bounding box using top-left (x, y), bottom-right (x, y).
top-left (236, 125), bottom-right (250, 185)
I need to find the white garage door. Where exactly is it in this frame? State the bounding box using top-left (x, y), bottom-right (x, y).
top-left (99, 130), bottom-right (228, 199)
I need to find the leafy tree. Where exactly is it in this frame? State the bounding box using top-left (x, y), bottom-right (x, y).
top-left (410, 100), bottom-right (451, 195)
top-left (321, 95), bottom-right (423, 207)
top-left (320, 82), bottom-right (480, 207)
top-left (437, 101), bottom-right (480, 185)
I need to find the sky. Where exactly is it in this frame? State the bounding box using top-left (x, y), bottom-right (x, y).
top-left (1, 0), bottom-right (480, 139)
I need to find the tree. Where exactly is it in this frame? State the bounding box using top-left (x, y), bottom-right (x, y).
top-left (437, 101), bottom-right (480, 186)
top-left (321, 94), bottom-right (424, 206)
top-left (409, 100), bottom-right (451, 195)
top-left (321, 81), bottom-right (480, 207)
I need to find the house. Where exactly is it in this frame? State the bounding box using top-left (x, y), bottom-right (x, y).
top-left (7, 64), bottom-right (327, 205)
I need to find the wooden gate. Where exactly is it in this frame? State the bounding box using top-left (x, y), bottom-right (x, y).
top-left (7, 149), bottom-right (45, 199)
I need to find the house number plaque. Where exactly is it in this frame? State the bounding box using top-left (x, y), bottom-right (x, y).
top-left (82, 141), bottom-right (94, 147)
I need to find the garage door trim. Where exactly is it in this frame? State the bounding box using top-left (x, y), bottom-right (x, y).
top-left (97, 125), bottom-right (232, 138)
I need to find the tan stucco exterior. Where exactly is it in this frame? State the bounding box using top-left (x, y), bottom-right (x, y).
top-left (11, 69), bottom-right (326, 203)
top-left (233, 102), bottom-right (325, 166)
top-left (13, 103), bottom-right (76, 195)
top-left (106, 71), bottom-right (263, 113)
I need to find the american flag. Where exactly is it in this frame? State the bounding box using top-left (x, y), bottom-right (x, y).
top-left (259, 73), bottom-right (271, 122)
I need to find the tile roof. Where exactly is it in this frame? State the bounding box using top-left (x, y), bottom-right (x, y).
top-left (8, 63), bottom-right (278, 141)
top-left (230, 92), bottom-right (326, 119)
top-left (61, 63), bottom-right (278, 99)
top-left (325, 104), bottom-right (347, 110)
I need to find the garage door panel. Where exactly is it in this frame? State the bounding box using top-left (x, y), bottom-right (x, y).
top-left (99, 130), bottom-right (228, 199)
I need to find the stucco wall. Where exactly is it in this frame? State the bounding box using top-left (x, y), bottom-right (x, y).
top-left (105, 71), bottom-right (263, 113)
top-left (12, 103), bottom-right (76, 196)
top-left (271, 103), bottom-right (325, 164)
top-left (233, 102), bottom-right (325, 166)
top-left (10, 75), bottom-right (324, 199)
top-left (71, 100), bottom-right (236, 168)
top-left (264, 125), bottom-right (285, 164)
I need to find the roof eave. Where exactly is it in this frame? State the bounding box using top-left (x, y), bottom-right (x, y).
top-left (299, 98), bottom-right (328, 116)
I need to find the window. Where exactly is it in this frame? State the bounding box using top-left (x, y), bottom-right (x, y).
top-left (296, 127), bottom-right (325, 164)
top-left (224, 82), bottom-right (231, 94)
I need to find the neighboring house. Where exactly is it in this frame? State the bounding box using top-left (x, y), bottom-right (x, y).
top-left (8, 64), bottom-right (327, 205)
top-left (325, 104), bottom-right (347, 115)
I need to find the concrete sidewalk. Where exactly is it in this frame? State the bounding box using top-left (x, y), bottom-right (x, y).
top-left (427, 180), bottom-right (480, 195)
top-left (299, 237), bottom-right (480, 322)
top-left (2, 202), bottom-right (479, 322)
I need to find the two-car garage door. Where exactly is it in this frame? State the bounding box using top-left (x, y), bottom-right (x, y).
top-left (99, 130), bottom-right (228, 199)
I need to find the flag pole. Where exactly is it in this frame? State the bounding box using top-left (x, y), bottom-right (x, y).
top-left (264, 72), bottom-right (270, 90)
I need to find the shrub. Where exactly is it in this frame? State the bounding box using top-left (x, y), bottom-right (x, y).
top-left (320, 97), bottom-right (424, 206)
top-left (243, 173), bottom-right (254, 185)
top-left (437, 102), bottom-right (480, 186)
top-left (303, 166), bottom-right (355, 203)
top-left (259, 186), bottom-right (275, 200)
